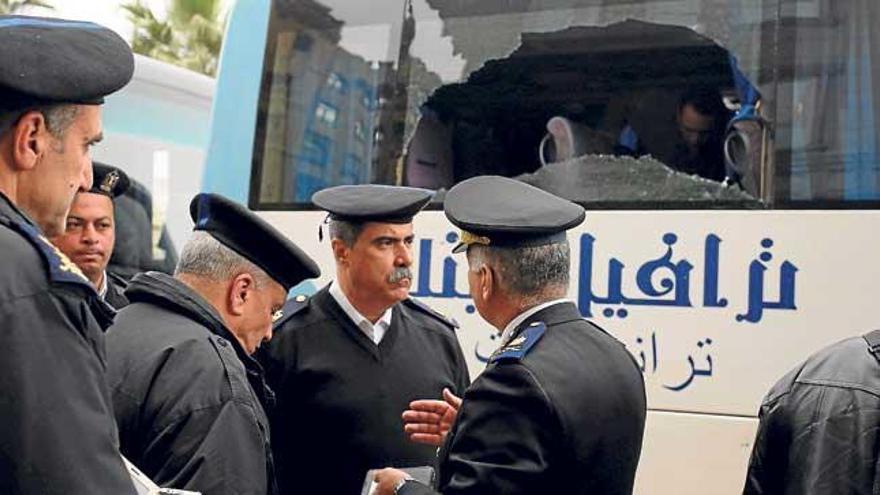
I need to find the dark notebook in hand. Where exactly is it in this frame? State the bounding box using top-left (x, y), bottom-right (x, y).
top-left (361, 466), bottom-right (435, 495)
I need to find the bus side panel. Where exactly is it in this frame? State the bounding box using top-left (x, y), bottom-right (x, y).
top-left (635, 411), bottom-right (757, 494)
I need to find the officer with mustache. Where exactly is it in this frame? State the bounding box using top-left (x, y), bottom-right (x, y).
top-left (261, 185), bottom-right (470, 495)
top-left (51, 162), bottom-right (131, 309)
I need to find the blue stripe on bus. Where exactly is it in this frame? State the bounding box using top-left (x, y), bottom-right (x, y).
top-left (843, 28), bottom-right (877, 200)
top-left (202, 0), bottom-right (272, 203)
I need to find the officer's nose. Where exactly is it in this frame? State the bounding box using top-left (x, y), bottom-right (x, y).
top-left (79, 158), bottom-right (94, 192)
top-left (81, 223), bottom-right (99, 244)
top-left (396, 243), bottom-right (413, 267)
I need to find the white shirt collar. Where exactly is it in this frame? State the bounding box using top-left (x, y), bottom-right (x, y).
top-left (328, 281), bottom-right (393, 345)
top-left (97, 270), bottom-right (108, 298)
top-left (500, 298), bottom-right (571, 345)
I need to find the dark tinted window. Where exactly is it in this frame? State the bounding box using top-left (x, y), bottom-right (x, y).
top-left (250, 0), bottom-right (880, 209)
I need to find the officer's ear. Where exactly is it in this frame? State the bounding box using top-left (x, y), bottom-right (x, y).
top-left (9, 111), bottom-right (51, 172)
top-left (228, 272), bottom-right (257, 316)
top-left (476, 264), bottom-right (495, 303)
top-left (331, 238), bottom-right (350, 266)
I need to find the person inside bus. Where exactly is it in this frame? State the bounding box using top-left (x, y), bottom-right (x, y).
top-left (373, 176), bottom-right (646, 495)
top-left (106, 193), bottom-right (320, 495)
top-left (50, 162), bottom-right (131, 309)
top-left (607, 85), bottom-right (730, 181)
top-left (744, 329), bottom-right (880, 494)
top-left (260, 184), bottom-right (471, 495)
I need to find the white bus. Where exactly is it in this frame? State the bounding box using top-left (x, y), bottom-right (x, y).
top-left (203, 1), bottom-right (880, 492)
top-left (95, 53), bottom-right (216, 267)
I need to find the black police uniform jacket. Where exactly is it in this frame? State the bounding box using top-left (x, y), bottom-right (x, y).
top-left (107, 271), bottom-right (277, 495)
top-left (104, 270), bottom-right (130, 309)
top-left (744, 334), bottom-right (880, 495)
top-left (261, 285), bottom-right (471, 495)
top-left (400, 301), bottom-right (647, 495)
top-left (0, 193), bottom-right (135, 494)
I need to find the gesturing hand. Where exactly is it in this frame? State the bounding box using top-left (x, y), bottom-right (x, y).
top-left (402, 387), bottom-right (463, 446)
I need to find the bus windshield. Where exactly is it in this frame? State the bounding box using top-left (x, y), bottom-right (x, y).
top-left (247, 0), bottom-right (880, 209)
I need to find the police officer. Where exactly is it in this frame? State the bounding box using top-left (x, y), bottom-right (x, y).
top-left (0, 15), bottom-right (136, 494)
top-left (51, 162), bottom-right (131, 308)
top-left (375, 176), bottom-right (647, 494)
top-left (261, 185), bottom-right (470, 495)
top-left (107, 193), bottom-right (320, 495)
top-left (744, 330), bottom-right (880, 494)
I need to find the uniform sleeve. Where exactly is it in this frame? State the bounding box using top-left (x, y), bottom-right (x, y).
top-left (0, 289), bottom-right (136, 494)
top-left (145, 400), bottom-right (269, 495)
top-left (743, 396), bottom-right (790, 495)
top-left (433, 362), bottom-right (561, 495)
top-left (450, 334), bottom-right (471, 397)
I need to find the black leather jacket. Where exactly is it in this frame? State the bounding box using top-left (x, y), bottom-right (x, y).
top-left (744, 332), bottom-right (880, 494)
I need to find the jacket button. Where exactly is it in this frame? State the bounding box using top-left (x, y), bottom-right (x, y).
top-left (217, 337), bottom-right (227, 347)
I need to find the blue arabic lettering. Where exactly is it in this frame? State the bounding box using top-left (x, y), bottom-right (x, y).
top-left (635, 332), bottom-right (658, 373)
top-left (631, 233), bottom-right (693, 307)
top-left (577, 234), bottom-right (623, 317)
top-left (412, 236), bottom-right (470, 299)
top-left (736, 238), bottom-right (798, 323)
top-left (664, 338), bottom-right (714, 391)
top-left (474, 333), bottom-right (500, 363)
top-left (578, 233), bottom-right (693, 319)
top-left (703, 234), bottom-right (728, 308)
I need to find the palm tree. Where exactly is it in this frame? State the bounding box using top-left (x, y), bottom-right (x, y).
top-left (122, 0), bottom-right (225, 76)
top-left (0, 0), bottom-right (54, 14)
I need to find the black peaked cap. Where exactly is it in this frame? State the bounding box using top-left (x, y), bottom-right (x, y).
top-left (444, 175), bottom-right (585, 253)
top-left (312, 184), bottom-right (433, 223)
top-left (190, 193), bottom-right (320, 291)
top-left (0, 16), bottom-right (134, 112)
top-left (89, 162), bottom-right (130, 198)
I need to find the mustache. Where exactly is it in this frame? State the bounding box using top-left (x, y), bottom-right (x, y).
top-left (387, 267), bottom-right (413, 284)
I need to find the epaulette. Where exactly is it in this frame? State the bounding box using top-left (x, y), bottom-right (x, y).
top-left (1, 215), bottom-right (95, 293)
top-left (403, 297), bottom-right (459, 329)
top-left (274, 293), bottom-right (311, 327)
top-left (489, 321), bottom-right (546, 363)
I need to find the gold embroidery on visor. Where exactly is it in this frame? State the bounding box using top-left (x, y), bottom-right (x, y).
top-left (460, 230), bottom-right (491, 248)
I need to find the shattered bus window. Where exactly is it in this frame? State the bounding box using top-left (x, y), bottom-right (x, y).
top-left (515, 155), bottom-right (761, 206)
top-left (415, 20), bottom-right (752, 202)
top-left (249, 0), bottom-right (880, 209)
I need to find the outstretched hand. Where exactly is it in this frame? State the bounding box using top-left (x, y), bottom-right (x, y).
top-left (402, 387), bottom-right (463, 446)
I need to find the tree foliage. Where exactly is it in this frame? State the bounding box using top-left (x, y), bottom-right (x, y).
top-left (123, 0), bottom-right (225, 76)
top-left (0, 0), bottom-right (54, 15)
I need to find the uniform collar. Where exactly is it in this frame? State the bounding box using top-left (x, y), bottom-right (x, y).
top-left (328, 281), bottom-right (393, 330)
top-left (500, 298), bottom-right (571, 346)
top-left (0, 190), bottom-right (36, 227)
top-left (97, 270), bottom-right (108, 297)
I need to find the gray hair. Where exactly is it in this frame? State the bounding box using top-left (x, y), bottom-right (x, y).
top-left (0, 104), bottom-right (79, 140)
top-left (467, 241), bottom-right (570, 305)
top-left (176, 231), bottom-right (272, 287)
top-left (328, 218), bottom-right (365, 247)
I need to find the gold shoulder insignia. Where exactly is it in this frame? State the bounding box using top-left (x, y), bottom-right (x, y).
top-left (272, 309), bottom-right (284, 323)
top-left (489, 322), bottom-right (546, 363)
top-left (39, 234), bottom-right (89, 282)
